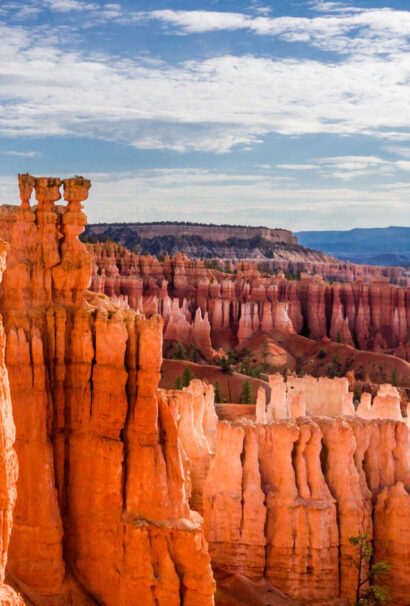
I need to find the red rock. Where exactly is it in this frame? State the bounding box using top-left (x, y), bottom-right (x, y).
top-left (0, 176), bottom-right (215, 605)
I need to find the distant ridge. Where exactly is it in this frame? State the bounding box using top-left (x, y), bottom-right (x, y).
top-left (83, 221), bottom-right (333, 263)
top-left (296, 226), bottom-right (410, 266)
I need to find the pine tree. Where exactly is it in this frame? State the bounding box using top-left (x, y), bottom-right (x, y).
top-left (174, 343), bottom-right (187, 360)
top-left (347, 534), bottom-right (392, 606)
top-left (182, 365), bottom-right (195, 387)
top-left (239, 379), bottom-right (254, 404)
top-left (174, 375), bottom-right (183, 390)
top-left (214, 381), bottom-right (223, 404)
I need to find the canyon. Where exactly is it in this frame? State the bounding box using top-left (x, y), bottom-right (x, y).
top-left (88, 243), bottom-right (410, 365)
top-left (0, 175), bottom-right (406, 606)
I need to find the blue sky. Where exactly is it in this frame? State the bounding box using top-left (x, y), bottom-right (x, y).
top-left (0, 0), bottom-right (410, 230)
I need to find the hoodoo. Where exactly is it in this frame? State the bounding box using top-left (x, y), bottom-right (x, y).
top-left (0, 176), bottom-right (407, 606)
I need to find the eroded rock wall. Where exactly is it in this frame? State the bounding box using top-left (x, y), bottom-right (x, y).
top-left (0, 176), bottom-right (215, 606)
top-left (203, 416), bottom-right (410, 605)
top-left (89, 244), bottom-right (410, 360)
top-left (0, 239), bottom-right (24, 606)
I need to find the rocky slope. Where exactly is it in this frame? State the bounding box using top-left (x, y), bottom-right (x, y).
top-left (89, 244), bottom-right (410, 363)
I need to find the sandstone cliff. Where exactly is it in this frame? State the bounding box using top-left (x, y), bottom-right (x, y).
top-left (89, 244), bottom-right (410, 362)
top-left (202, 416), bottom-right (410, 605)
top-left (0, 239), bottom-right (24, 606)
top-left (0, 175), bottom-right (215, 605)
top-left (0, 176), bottom-right (408, 606)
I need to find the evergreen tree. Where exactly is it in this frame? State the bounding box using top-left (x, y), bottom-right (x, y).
top-left (217, 355), bottom-right (233, 375)
top-left (173, 343), bottom-right (187, 360)
top-left (347, 534), bottom-right (392, 605)
top-left (174, 375), bottom-right (183, 390)
top-left (182, 365), bottom-right (195, 387)
top-left (214, 381), bottom-right (223, 404)
top-left (391, 368), bottom-right (398, 387)
top-left (239, 379), bottom-right (254, 404)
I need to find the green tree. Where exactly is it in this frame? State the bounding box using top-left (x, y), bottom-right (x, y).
top-left (214, 381), bottom-right (223, 404)
top-left (391, 368), bottom-right (398, 387)
top-left (173, 343), bottom-right (187, 360)
top-left (188, 343), bottom-right (197, 362)
top-left (239, 379), bottom-right (254, 404)
top-left (216, 355), bottom-right (233, 375)
top-left (182, 365), bottom-right (195, 387)
top-left (336, 331), bottom-right (343, 343)
top-left (317, 348), bottom-right (327, 359)
top-left (347, 534), bottom-right (392, 606)
top-left (174, 375), bottom-right (183, 390)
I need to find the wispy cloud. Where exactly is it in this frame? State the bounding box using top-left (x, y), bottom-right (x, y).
top-left (1, 150), bottom-right (41, 157)
top-left (144, 6), bottom-right (410, 56)
top-left (278, 154), bottom-right (410, 180)
top-left (1, 16), bottom-right (410, 154)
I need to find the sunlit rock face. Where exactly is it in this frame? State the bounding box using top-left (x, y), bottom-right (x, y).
top-left (201, 414), bottom-right (409, 606)
top-left (0, 175), bottom-right (408, 606)
top-left (0, 176), bottom-right (215, 606)
top-left (89, 243), bottom-right (410, 361)
top-left (0, 237), bottom-right (24, 605)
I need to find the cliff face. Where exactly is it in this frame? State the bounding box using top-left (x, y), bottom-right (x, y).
top-left (89, 245), bottom-right (410, 361)
top-left (203, 416), bottom-right (410, 605)
top-left (0, 176), bottom-right (215, 605)
top-left (0, 239), bottom-right (24, 606)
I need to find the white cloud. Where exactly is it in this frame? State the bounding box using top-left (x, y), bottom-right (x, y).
top-left (1, 168), bottom-right (408, 230)
top-left (278, 164), bottom-right (318, 170)
top-left (42, 0), bottom-right (98, 13)
top-left (1, 19), bottom-right (410, 154)
top-left (0, 150), bottom-right (41, 156)
top-left (145, 6), bottom-right (410, 56)
top-left (278, 154), bottom-right (410, 180)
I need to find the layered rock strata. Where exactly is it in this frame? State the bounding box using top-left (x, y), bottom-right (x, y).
top-left (89, 244), bottom-right (410, 360)
top-left (0, 176), bottom-right (215, 605)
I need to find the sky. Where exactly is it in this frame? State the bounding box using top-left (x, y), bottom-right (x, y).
top-left (0, 0), bottom-right (410, 230)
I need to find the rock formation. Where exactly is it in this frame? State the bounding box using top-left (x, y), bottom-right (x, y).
top-left (0, 238), bottom-right (24, 605)
top-left (88, 243), bottom-right (410, 361)
top-left (0, 176), bottom-right (408, 606)
top-left (203, 414), bottom-right (410, 605)
top-left (0, 175), bottom-right (215, 605)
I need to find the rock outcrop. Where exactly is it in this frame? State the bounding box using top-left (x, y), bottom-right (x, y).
top-left (0, 176), bottom-right (408, 606)
top-left (0, 176), bottom-right (215, 605)
top-left (0, 238), bottom-right (24, 605)
top-left (88, 244), bottom-right (410, 361)
top-left (203, 415), bottom-right (410, 605)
